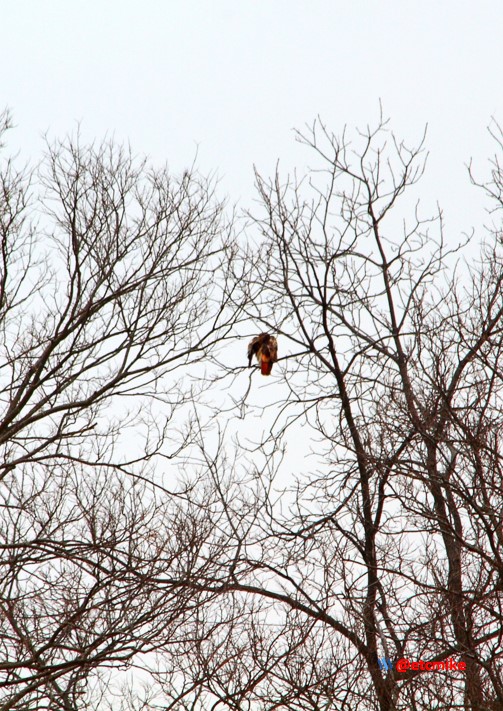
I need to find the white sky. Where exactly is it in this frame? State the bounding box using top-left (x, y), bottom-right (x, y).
top-left (3, 0), bottom-right (502, 478)
top-left (2, 0), bottom-right (503, 238)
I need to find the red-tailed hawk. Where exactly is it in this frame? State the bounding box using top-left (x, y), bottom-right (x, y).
top-left (247, 333), bottom-right (278, 376)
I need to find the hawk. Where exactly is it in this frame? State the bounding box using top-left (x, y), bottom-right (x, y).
top-left (247, 333), bottom-right (278, 376)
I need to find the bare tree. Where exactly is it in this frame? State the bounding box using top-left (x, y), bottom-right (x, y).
top-left (0, 110), bottom-right (239, 710)
top-left (145, 114), bottom-right (503, 711)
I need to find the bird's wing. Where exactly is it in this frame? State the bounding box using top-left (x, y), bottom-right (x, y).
top-left (268, 336), bottom-right (278, 362)
top-left (247, 335), bottom-right (261, 365)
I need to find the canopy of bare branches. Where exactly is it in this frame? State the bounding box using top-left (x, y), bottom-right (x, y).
top-left (1, 109), bottom-right (502, 711)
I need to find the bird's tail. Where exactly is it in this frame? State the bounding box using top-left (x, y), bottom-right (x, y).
top-left (261, 360), bottom-right (273, 376)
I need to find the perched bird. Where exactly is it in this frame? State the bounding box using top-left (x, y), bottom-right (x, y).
top-left (247, 333), bottom-right (278, 376)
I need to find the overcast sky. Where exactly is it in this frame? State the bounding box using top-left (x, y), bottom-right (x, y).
top-left (2, 1), bottom-right (503, 491)
top-left (2, 0), bottom-right (503, 238)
